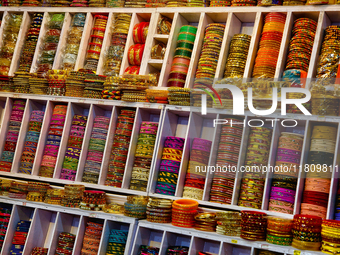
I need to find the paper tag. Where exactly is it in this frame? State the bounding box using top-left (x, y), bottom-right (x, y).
top-left (143, 103), bottom-right (150, 108)
top-left (121, 102), bottom-right (129, 107)
top-left (98, 100), bottom-right (105, 105)
top-left (54, 97), bottom-right (62, 101)
top-left (294, 250), bottom-right (301, 255)
top-left (89, 213), bottom-right (97, 218)
top-left (22, 202), bottom-right (26, 206)
top-left (78, 99), bottom-right (85, 103)
top-left (175, 106), bottom-right (182, 110)
top-left (231, 239), bottom-right (237, 244)
top-left (318, 116), bottom-right (325, 121)
top-left (158, 105), bottom-right (163, 109)
top-left (12, 94), bottom-right (19, 98)
top-left (261, 244), bottom-right (269, 249)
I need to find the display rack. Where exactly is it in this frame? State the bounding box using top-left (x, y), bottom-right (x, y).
top-left (0, 197), bottom-right (137, 255)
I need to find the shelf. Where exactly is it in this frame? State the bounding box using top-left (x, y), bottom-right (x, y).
top-left (153, 34), bottom-right (169, 43)
top-left (148, 59), bottom-right (164, 70)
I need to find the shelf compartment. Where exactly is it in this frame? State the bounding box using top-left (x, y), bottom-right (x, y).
top-left (48, 212), bottom-right (80, 255)
top-left (189, 236), bottom-right (221, 255)
top-left (221, 242), bottom-right (252, 255)
top-left (24, 208), bottom-right (57, 254)
top-left (131, 226), bottom-right (165, 255)
top-left (149, 108), bottom-right (190, 197)
top-left (215, 12), bottom-right (256, 79)
top-left (159, 231), bottom-right (192, 255)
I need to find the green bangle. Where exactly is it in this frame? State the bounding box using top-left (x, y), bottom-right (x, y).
top-left (176, 41), bottom-right (194, 50)
top-left (178, 34), bottom-right (196, 42)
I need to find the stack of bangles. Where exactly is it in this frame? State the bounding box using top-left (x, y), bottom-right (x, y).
top-left (80, 190), bottom-right (106, 211)
top-left (102, 77), bottom-right (121, 100)
top-left (39, 104), bottom-right (68, 178)
top-left (0, 207), bottom-right (11, 250)
top-left (0, 99), bottom-right (26, 172)
top-left (210, 118), bottom-right (244, 204)
top-left (83, 73), bottom-right (106, 99)
top-left (241, 211), bottom-right (267, 241)
top-left (167, 25), bottom-right (197, 88)
top-left (0, 178), bottom-right (12, 196)
top-left (106, 229), bottom-right (128, 255)
top-left (8, 181), bottom-right (28, 199)
top-left (106, 108), bottom-right (136, 187)
top-left (224, 34), bottom-right (251, 78)
top-left (183, 138), bottom-right (212, 200)
top-left (26, 181), bottom-right (50, 202)
top-left (65, 71), bottom-right (85, 98)
top-left (155, 136), bottom-right (185, 196)
top-left (269, 132), bottom-right (303, 214)
top-left (146, 197), bottom-right (172, 223)
top-left (44, 188), bottom-right (64, 205)
top-left (31, 247), bottom-right (48, 255)
top-left (82, 116), bottom-right (110, 184)
top-left (47, 69), bottom-right (67, 96)
top-left (138, 245), bottom-right (159, 255)
top-left (10, 220), bottom-right (31, 255)
top-left (172, 199), bottom-right (198, 228)
top-left (238, 127), bottom-right (272, 209)
top-left (145, 89), bottom-right (168, 104)
top-left (252, 12), bottom-right (286, 78)
top-left (126, 22), bottom-right (149, 73)
top-left (301, 125), bottom-right (336, 219)
top-left (36, 13), bottom-right (65, 78)
top-left (292, 214), bottom-right (322, 250)
top-left (103, 203), bottom-right (124, 214)
top-left (56, 232), bottom-right (76, 255)
top-left (19, 110), bottom-right (44, 175)
top-left (166, 246), bottom-right (189, 255)
top-left (130, 121), bottom-right (159, 191)
top-left (84, 15), bottom-right (108, 71)
top-left (168, 87), bottom-right (191, 106)
top-left (215, 211), bottom-right (241, 236)
top-left (124, 195), bottom-right (149, 219)
top-left (321, 220), bottom-right (340, 254)
top-left (81, 221), bottom-right (103, 254)
top-left (103, 13), bottom-right (131, 76)
top-left (60, 184), bottom-right (85, 208)
top-left (266, 217), bottom-right (293, 246)
top-left (60, 114), bottom-right (88, 181)
top-left (193, 23), bottom-right (225, 89)
top-left (194, 213), bottom-right (216, 232)
top-left (335, 185), bottom-right (340, 220)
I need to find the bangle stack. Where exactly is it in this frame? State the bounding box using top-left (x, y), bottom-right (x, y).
top-left (252, 12), bottom-right (286, 78)
top-left (193, 23), bottom-right (225, 88)
top-left (14, 13), bottom-right (43, 93)
top-left (39, 104), bottom-right (68, 178)
top-left (126, 22), bottom-right (149, 73)
top-left (31, 247), bottom-right (48, 255)
top-left (8, 181), bottom-right (28, 199)
top-left (82, 116), bottom-right (110, 184)
top-left (26, 181), bottom-right (50, 202)
top-left (0, 99), bottom-right (26, 172)
top-left (62, 13), bottom-right (86, 70)
top-left (301, 125), bottom-right (336, 219)
top-left (157, 16), bottom-right (172, 35)
top-left (60, 114), bottom-right (88, 181)
top-left (172, 199), bottom-right (198, 228)
top-left (168, 87), bottom-right (191, 106)
top-left (83, 73), bottom-right (106, 99)
top-left (0, 178), bottom-right (12, 196)
top-left (321, 220), bottom-right (340, 254)
top-left (19, 110), bottom-right (45, 175)
top-left (56, 232), bottom-right (76, 255)
top-left (130, 121), bottom-right (159, 191)
top-left (210, 118), bottom-right (244, 204)
top-left (238, 127), bottom-right (272, 209)
top-left (241, 211), bottom-right (267, 241)
top-left (166, 246), bottom-right (189, 255)
top-left (224, 34), bottom-right (251, 78)
top-left (266, 217), bottom-right (293, 246)
top-left (60, 184), bottom-right (85, 208)
top-left (106, 108), bottom-right (136, 188)
top-left (316, 26), bottom-right (340, 78)
top-left (146, 89), bottom-right (169, 104)
top-left (10, 220), bottom-right (31, 255)
top-left (36, 13), bottom-right (65, 78)
top-left (106, 229), bottom-right (128, 255)
top-left (0, 13), bottom-right (23, 76)
top-left (194, 213), bottom-right (217, 232)
top-left (44, 188), bottom-right (64, 205)
top-left (155, 136), bottom-right (185, 196)
top-left (138, 245), bottom-right (159, 255)
top-left (215, 211), bottom-right (241, 236)
top-left (80, 190), bottom-right (106, 211)
top-left (0, 207), bottom-right (11, 250)
top-left (124, 195), bottom-right (149, 219)
top-left (47, 69), bottom-right (67, 96)
top-left (29, 74), bottom-right (48, 95)
top-left (269, 132), bottom-right (303, 214)
top-left (183, 138), bottom-right (212, 200)
top-left (84, 15), bottom-right (108, 71)
top-left (81, 221), bottom-right (103, 255)
top-left (292, 214), bottom-right (322, 250)
top-left (103, 77), bottom-right (121, 100)
top-left (65, 70), bottom-right (86, 98)
top-left (103, 203), bottom-right (124, 214)
top-left (167, 25), bottom-right (197, 88)
top-left (104, 13), bottom-right (131, 76)
top-left (146, 197), bottom-right (172, 223)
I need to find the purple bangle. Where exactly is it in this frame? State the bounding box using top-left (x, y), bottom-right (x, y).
top-left (191, 144), bottom-right (211, 152)
top-left (93, 123), bottom-right (109, 129)
top-left (51, 115), bottom-right (66, 121)
top-left (270, 196), bottom-right (295, 204)
top-left (156, 183), bottom-right (176, 190)
top-left (271, 187), bottom-right (296, 195)
top-left (276, 155), bottom-right (300, 164)
top-left (192, 138), bottom-right (212, 147)
top-left (277, 148), bottom-right (301, 157)
top-left (156, 188), bottom-right (174, 195)
top-left (160, 159), bottom-right (181, 167)
top-left (159, 166), bottom-right (179, 173)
